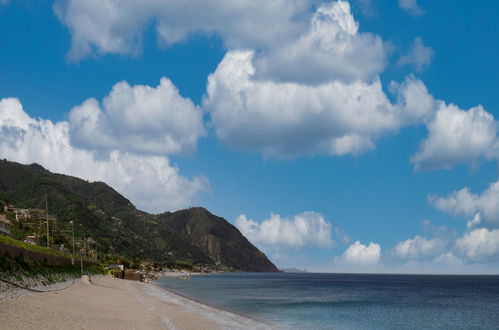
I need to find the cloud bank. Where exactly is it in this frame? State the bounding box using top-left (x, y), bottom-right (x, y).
top-left (54, 0), bottom-right (312, 60)
top-left (235, 212), bottom-right (334, 249)
top-left (0, 97), bottom-right (207, 213)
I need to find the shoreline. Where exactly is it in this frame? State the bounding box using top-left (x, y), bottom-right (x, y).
top-left (0, 275), bottom-right (274, 329)
top-left (152, 274), bottom-right (273, 327)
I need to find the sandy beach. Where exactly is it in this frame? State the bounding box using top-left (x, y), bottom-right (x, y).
top-left (0, 275), bottom-right (273, 330)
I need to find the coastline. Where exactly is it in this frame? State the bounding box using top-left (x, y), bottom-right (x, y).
top-left (152, 273), bottom-right (273, 327)
top-left (0, 275), bottom-right (274, 329)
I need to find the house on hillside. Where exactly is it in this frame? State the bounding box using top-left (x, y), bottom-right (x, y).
top-left (24, 235), bottom-right (38, 245)
top-left (0, 214), bottom-right (11, 235)
top-left (14, 208), bottom-right (32, 221)
top-left (3, 204), bottom-right (15, 213)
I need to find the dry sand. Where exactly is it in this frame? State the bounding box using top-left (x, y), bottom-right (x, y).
top-left (0, 275), bottom-right (273, 330)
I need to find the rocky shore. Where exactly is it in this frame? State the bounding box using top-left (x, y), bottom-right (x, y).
top-left (0, 273), bottom-right (79, 303)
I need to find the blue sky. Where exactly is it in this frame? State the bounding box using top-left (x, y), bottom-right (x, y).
top-left (1, 0), bottom-right (499, 273)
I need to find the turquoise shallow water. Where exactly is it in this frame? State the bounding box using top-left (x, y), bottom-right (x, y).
top-left (155, 272), bottom-right (499, 329)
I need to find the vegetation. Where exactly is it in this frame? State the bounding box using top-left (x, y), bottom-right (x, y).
top-left (0, 159), bottom-right (278, 272)
top-left (0, 235), bottom-right (71, 258)
top-left (0, 251), bottom-right (103, 284)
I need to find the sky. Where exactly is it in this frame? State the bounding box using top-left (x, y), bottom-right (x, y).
top-left (1, 0), bottom-right (499, 273)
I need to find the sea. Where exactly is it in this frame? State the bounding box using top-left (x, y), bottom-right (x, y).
top-left (155, 272), bottom-right (499, 329)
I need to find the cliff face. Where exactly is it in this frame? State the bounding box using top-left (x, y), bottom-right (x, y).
top-left (0, 160), bottom-right (278, 272)
top-left (158, 208), bottom-right (279, 272)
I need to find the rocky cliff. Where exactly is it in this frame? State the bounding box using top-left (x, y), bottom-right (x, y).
top-left (158, 207), bottom-right (279, 272)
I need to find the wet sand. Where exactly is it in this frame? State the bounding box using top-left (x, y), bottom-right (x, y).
top-left (0, 275), bottom-right (272, 329)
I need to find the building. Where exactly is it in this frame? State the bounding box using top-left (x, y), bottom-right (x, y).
top-left (108, 264), bottom-right (124, 270)
top-left (14, 209), bottom-right (31, 221)
top-left (0, 214), bottom-right (11, 235)
top-left (24, 235), bottom-right (38, 245)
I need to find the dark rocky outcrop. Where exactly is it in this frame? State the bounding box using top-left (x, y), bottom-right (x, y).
top-left (158, 207), bottom-right (279, 272)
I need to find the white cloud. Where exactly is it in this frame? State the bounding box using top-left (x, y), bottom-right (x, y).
top-left (411, 103), bottom-right (498, 170)
top-left (0, 97), bottom-right (207, 213)
top-left (200, 3), bottom-right (438, 159)
top-left (68, 78), bottom-right (205, 156)
top-left (54, 0), bottom-right (312, 60)
top-left (455, 228), bottom-right (499, 262)
top-left (433, 252), bottom-right (463, 267)
top-left (398, 0), bottom-right (424, 16)
top-left (398, 37), bottom-right (435, 71)
top-left (340, 241), bottom-right (381, 265)
top-left (235, 212), bottom-right (334, 249)
top-left (394, 235), bottom-right (447, 259)
top-left (55, 1), bottom-right (386, 83)
top-left (429, 181), bottom-right (499, 228)
top-left (205, 50), bottom-right (434, 158)
top-left (390, 75), bottom-right (437, 125)
top-left (253, 1), bottom-right (387, 85)
top-left (55, 0), bottom-right (444, 161)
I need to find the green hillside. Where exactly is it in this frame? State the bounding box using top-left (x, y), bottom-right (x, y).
top-left (0, 159), bottom-right (278, 272)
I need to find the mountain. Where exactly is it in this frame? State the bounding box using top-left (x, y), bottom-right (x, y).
top-left (158, 208), bottom-right (278, 272)
top-left (0, 159), bottom-right (278, 272)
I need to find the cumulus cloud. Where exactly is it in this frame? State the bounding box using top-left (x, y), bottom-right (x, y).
top-left (390, 218), bottom-right (499, 265)
top-left (398, 37), bottom-right (435, 71)
top-left (0, 97), bottom-right (207, 213)
top-left (68, 78), bottom-right (205, 156)
top-left (253, 1), bottom-right (387, 84)
top-left (201, 2), bottom-right (439, 159)
top-left (411, 103), bottom-right (498, 170)
top-left (394, 235), bottom-right (447, 259)
top-left (56, 1), bottom-right (386, 83)
top-left (433, 252), bottom-right (463, 267)
top-left (390, 75), bottom-right (437, 125)
top-left (455, 228), bottom-right (499, 262)
top-left (55, 0), bottom-right (445, 161)
top-left (54, 0), bottom-right (312, 60)
top-left (340, 241), bottom-right (381, 265)
top-left (205, 50), bottom-right (434, 158)
top-left (429, 181), bottom-right (499, 228)
top-left (398, 0), bottom-right (424, 16)
top-left (235, 212), bottom-right (334, 249)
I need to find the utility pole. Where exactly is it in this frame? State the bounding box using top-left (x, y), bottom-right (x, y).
top-left (45, 193), bottom-right (50, 247)
top-left (80, 226), bottom-right (84, 274)
top-left (70, 220), bottom-right (75, 265)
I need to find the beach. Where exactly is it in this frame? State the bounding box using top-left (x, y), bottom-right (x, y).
top-left (0, 275), bottom-right (272, 330)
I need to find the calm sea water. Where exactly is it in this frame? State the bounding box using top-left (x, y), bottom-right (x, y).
top-left (155, 272), bottom-right (499, 329)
